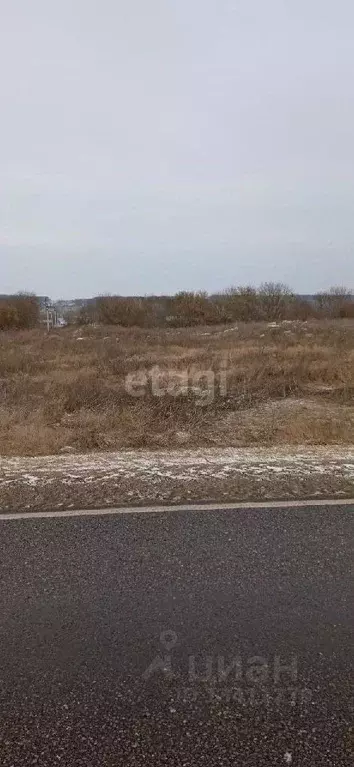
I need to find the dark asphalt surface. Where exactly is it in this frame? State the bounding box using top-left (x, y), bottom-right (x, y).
top-left (0, 505), bottom-right (353, 766)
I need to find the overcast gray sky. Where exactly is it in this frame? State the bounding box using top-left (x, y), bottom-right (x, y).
top-left (1, 0), bottom-right (354, 298)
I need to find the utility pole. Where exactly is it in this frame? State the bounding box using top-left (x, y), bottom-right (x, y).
top-left (44, 300), bottom-right (51, 332)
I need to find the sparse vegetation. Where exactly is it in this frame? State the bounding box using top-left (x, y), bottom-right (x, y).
top-left (1, 318), bottom-right (354, 455)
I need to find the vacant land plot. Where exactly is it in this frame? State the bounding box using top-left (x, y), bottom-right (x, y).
top-left (1, 320), bottom-right (354, 456)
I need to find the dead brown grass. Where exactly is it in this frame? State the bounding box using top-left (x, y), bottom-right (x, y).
top-left (1, 319), bottom-right (354, 455)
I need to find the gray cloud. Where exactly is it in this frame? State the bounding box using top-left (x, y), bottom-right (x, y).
top-left (1, 0), bottom-right (354, 297)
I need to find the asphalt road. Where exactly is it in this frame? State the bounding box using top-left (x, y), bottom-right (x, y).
top-left (0, 504), bottom-right (353, 766)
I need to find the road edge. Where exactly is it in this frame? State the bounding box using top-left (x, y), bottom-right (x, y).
top-left (1, 496), bottom-right (354, 520)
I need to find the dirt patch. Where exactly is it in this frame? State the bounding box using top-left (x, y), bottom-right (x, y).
top-left (206, 399), bottom-right (354, 445)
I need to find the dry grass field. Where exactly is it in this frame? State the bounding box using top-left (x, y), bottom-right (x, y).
top-left (1, 319), bottom-right (354, 456)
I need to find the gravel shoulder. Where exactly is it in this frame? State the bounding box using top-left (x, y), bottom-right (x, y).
top-left (2, 446), bottom-right (354, 512)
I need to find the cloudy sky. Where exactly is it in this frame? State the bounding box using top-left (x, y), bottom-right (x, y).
top-left (1, 0), bottom-right (354, 298)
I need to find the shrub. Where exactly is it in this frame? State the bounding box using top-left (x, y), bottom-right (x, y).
top-left (167, 291), bottom-right (223, 326)
top-left (95, 296), bottom-right (154, 327)
top-left (0, 294), bottom-right (40, 330)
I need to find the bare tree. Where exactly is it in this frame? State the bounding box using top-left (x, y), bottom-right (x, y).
top-left (258, 282), bottom-right (294, 321)
top-left (315, 286), bottom-right (354, 318)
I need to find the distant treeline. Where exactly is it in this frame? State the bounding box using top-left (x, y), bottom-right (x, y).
top-left (1, 285), bottom-right (354, 330)
top-left (75, 284), bottom-right (354, 327)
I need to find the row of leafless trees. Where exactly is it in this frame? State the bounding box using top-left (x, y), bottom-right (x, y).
top-left (1, 285), bottom-right (354, 331)
top-left (76, 284), bottom-right (354, 327)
